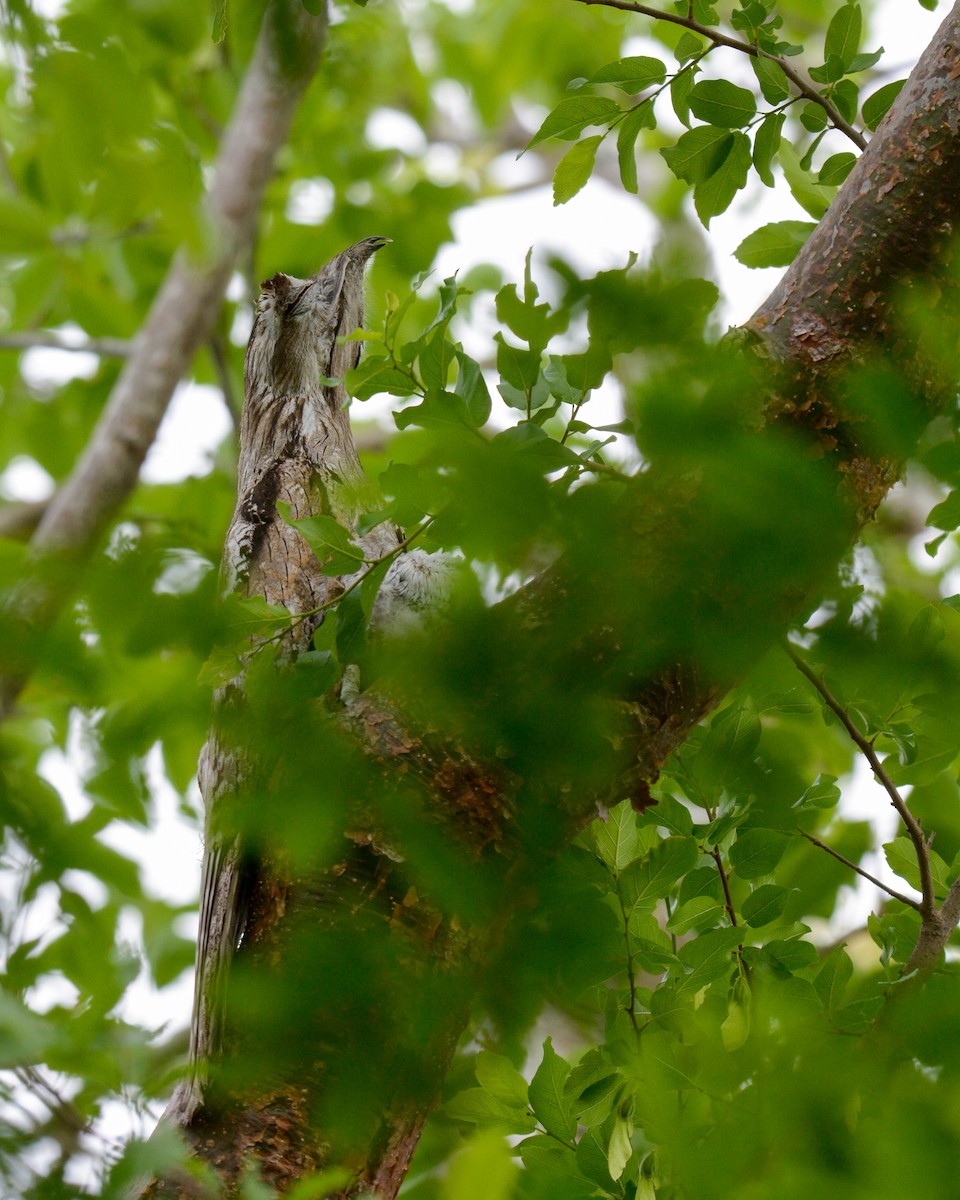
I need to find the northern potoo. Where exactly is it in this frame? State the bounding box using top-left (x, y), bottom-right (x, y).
top-left (172, 236), bottom-right (400, 1124)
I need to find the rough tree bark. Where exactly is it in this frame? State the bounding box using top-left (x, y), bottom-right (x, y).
top-left (0, 0), bottom-right (328, 718)
top-left (144, 8), bottom-right (960, 1198)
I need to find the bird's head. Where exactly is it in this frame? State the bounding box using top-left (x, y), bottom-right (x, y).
top-left (244, 235), bottom-right (390, 399)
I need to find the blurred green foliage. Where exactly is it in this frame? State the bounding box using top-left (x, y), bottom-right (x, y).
top-left (1, 0), bottom-right (959, 1196)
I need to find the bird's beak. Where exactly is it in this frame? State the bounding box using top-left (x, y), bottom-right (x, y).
top-left (351, 235), bottom-right (391, 259)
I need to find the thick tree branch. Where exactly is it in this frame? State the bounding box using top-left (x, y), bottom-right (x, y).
top-left (571, 0), bottom-right (868, 150)
top-left (0, 0), bottom-right (328, 717)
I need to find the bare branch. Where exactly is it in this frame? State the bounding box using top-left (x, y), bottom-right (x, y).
top-left (710, 846), bottom-right (739, 927)
top-left (571, 0), bottom-right (867, 150)
top-left (798, 828), bottom-right (923, 912)
top-left (785, 644), bottom-right (937, 919)
top-left (0, 499), bottom-right (47, 540)
top-left (0, 331), bottom-right (131, 357)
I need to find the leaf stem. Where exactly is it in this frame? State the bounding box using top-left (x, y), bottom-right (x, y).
top-left (615, 884), bottom-right (641, 1032)
top-left (255, 516), bottom-right (436, 652)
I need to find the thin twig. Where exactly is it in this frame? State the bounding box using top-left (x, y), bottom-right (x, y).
top-left (710, 845), bottom-right (738, 927)
top-left (785, 643), bottom-right (937, 919)
top-left (253, 516), bottom-right (437, 653)
top-left (616, 886), bottom-right (641, 1032)
top-left (0, 331), bottom-right (131, 357)
top-left (571, 0), bottom-right (868, 151)
top-left (799, 829), bottom-right (922, 912)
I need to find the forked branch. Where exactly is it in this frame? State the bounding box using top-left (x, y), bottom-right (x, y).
top-left (787, 643), bottom-right (960, 977)
top-left (571, 0), bottom-right (868, 149)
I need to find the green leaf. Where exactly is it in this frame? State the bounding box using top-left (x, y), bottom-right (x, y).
top-left (661, 125), bottom-right (734, 184)
top-left (443, 1131), bottom-right (518, 1200)
top-left (347, 355), bottom-right (419, 401)
top-left (691, 0), bottom-right (719, 21)
top-left (454, 350), bottom-right (492, 427)
top-left (818, 152), bottom-right (857, 184)
top-left (642, 792), bottom-right (694, 837)
top-left (594, 800), bottom-right (639, 871)
top-left (496, 280), bottom-right (564, 354)
top-left (568, 1073), bottom-right (621, 1125)
top-left (675, 31), bottom-right (705, 62)
top-left (476, 1050), bottom-right (529, 1107)
top-left (824, 4), bottom-right (862, 69)
top-left (848, 48), bottom-right (884, 72)
top-left (810, 54), bottom-right (848, 84)
top-left (742, 883), bottom-right (791, 927)
top-left (607, 1115), bottom-right (633, 1181)
top-left (689, 79), bottom-right (757, 128)
top-left (833, 78), bottom-right (859, 123)
top-left (667, 895), bottom-right (725, 934)
top-left (0, 195), bottom-right (49, 255)
top-left (883, 836), bottom-right (951, 896)
top-left (670, 68), bottom-right (695, 127)
top-left (553, 135), bottom-right (602, 205)
top-left (417, 326), bottom-right (456, 391)
top-left (621, 836), bottom-right (700, 910)
top-left (616, 101), bottom-right (656, 193)
top-left (677, 927), bottom-right (743, 992)
top-left (928, 489), bottom-right (960, 531)
top-left (287, 513), bottom-right (365, 576)
top-left (446, 1088), bottom-right (537, 1133)
top-left (753, 110), bottom-right (784, 187)
top-left (0, 991), bottom-right (56, 1066)
top-left (495, 332), bottom-right (541, 392)
top-left (591, 56), bottom-right (666, 92)
top-left (729, 829), bottom-right (789, 879)
top-left (711, 703), bottom-right (762, 762)
top-left (779, 138), bottom-right (834, 218)
top-left (751, 55), bottom-right (791, 104)
top-left (862, 79), bottom-right (906, 130)
top-left (525, 96), bottom-right (621, 150)
top-left (762, 937), bottom-right (819, 971)
top-left (394, 388), bottom-right (476, 431)
top-left (814, 946), bottom-right (853, 1010)
top-left (794, 773), bottom-right (841, 811)
top-left (542, 356), bottom-right (582, 405)
top-left (212, 0), bottom-right (228, 43)
top-left (800, 101), bottom-right (828, 132)
top-left (694, 131), bottom-right (752, 225)
top-left (493, 423), bottom-right (580, 471)
top-left (734, 220), bottom-right (817, 268)
top-left (909, 604), bottom-right (945, 651)
top-left (529, 1038), bottom-right (576, 1141)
